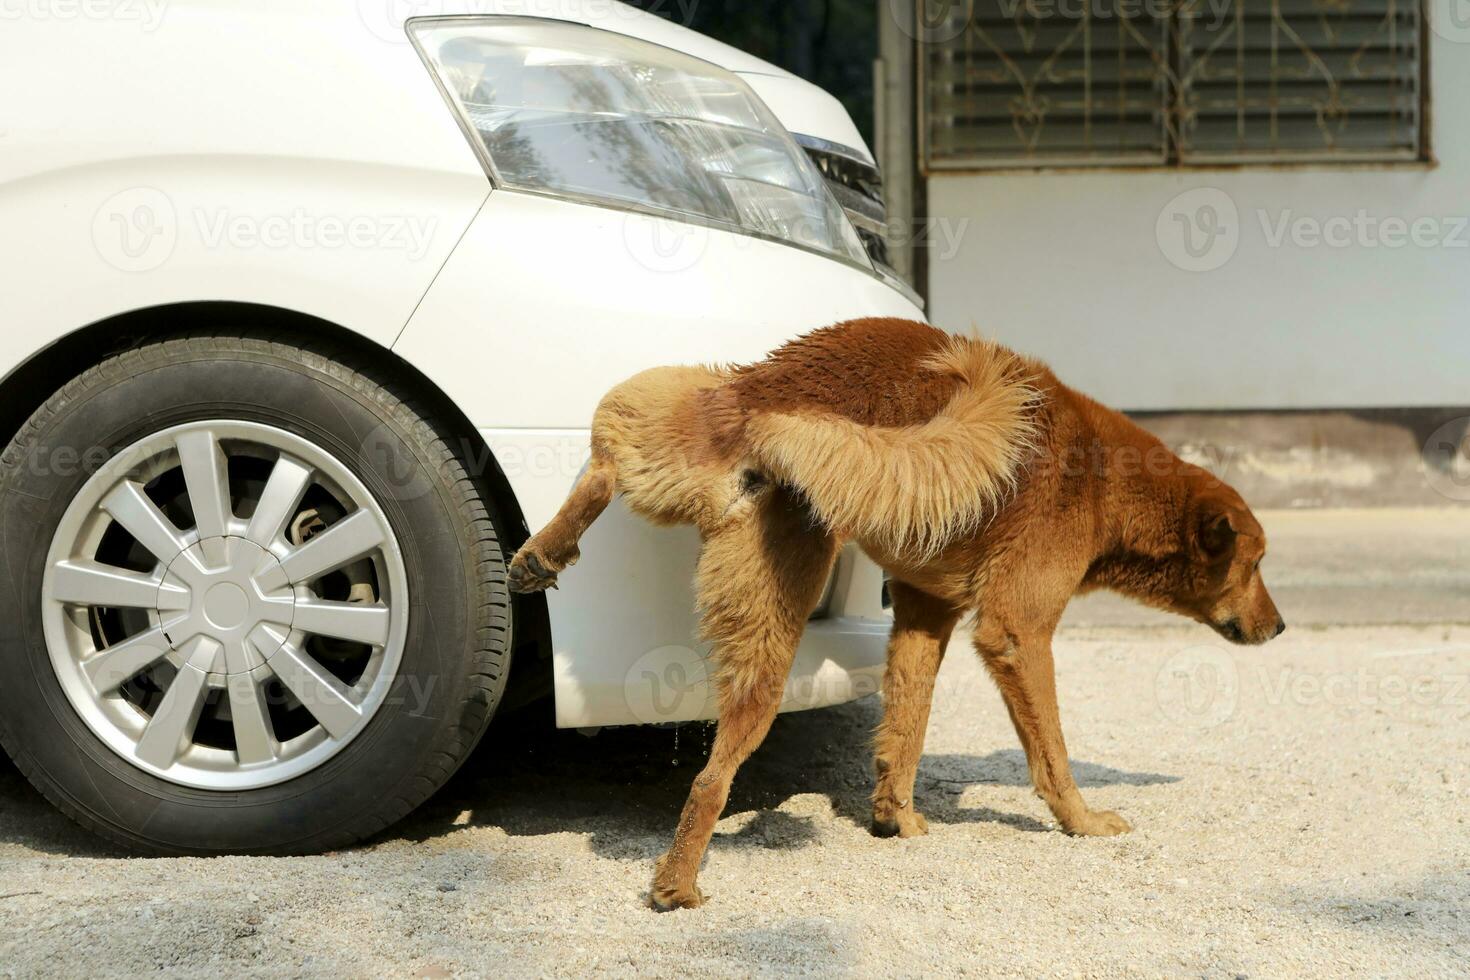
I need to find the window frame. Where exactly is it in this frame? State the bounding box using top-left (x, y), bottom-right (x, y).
top-left (916, 0), bottom-right (1434, 173)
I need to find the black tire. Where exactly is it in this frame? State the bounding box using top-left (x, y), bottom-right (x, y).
top-left (0, 333), bottom-right (512, 855)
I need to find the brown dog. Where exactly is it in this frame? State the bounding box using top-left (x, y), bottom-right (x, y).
top-left (510, 317), bottom-right (1284, 910)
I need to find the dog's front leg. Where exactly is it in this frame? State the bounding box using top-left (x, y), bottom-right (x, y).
top-left (974, 621), bottom-right (1131, 837)
top-left (871, 581), bottom-right (961, 838)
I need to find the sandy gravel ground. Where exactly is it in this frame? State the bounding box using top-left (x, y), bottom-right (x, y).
top-left (2, 509), bottom-right (1468, 977)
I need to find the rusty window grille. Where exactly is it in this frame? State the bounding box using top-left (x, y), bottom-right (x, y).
top-left (919, 0), bottom-right (1425, 168)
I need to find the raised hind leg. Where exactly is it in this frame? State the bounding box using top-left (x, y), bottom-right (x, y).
top-left (509, 456), bottom-right (616, 593)
top-left (650, 487), bottom-right (839, 911)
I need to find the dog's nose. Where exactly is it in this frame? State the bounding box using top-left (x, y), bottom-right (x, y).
top-left (1274, 619), bottom-right (1286, 637)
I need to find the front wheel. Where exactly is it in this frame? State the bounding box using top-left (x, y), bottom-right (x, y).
top-left (0, 334), bottom-right (511, 854)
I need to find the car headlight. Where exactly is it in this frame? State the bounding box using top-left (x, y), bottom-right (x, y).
top-left (410, 17), bottom-right (870, 268)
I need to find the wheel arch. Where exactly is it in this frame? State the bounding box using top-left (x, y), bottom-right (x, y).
top-left (0, 301), bottom-right (553, 709)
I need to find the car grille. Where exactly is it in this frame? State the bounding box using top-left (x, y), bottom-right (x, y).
top-left (797, 137), bottom-right (893, 273)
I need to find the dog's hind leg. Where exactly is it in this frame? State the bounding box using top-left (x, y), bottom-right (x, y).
top-left (871, 581), bottom-right (961, 838)
top-left (508, 456), bottom-right (617, 593)
top-left (649, 487), bottom-right (839, 911)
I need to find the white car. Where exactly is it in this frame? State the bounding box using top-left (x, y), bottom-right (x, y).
top-left (0, 1), bottom-right (922, 854)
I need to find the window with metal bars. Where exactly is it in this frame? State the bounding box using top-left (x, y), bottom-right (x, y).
top-left (919, 0), bottom-right (1426, 168)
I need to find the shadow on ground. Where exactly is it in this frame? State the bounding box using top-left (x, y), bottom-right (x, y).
top-left (0, 696), bottom-right (1179, 860)
top-left (1288, 870), bottom-right (1470, 950)
top-left (390, 695), bottom-right (1180, 861)
top-left (0, 749), bottom-right (133, 859)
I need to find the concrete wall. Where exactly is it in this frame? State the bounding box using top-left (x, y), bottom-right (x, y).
top-left (925, 6), bottom-right (1470, 412)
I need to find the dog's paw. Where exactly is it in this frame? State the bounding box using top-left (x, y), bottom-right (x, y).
top-left (871, 809), bottom-right (930, 839)
top-left (508, 548), bottom-right (561, 594)
top-left (1063, 809), bottom-right (1132, 837)
top-left (648, 882), bottom-right (706, 912)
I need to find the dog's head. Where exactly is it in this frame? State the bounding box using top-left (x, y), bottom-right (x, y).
top-left (1175, 483), bottom-right (1285, 645)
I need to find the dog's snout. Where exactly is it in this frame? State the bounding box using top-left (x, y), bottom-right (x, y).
top-left (1220, 619), bottom-right (1245, 643)
top-left (1273, 618), bottom-right (1286, 638)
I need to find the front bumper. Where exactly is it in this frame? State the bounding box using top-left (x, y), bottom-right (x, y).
top-left (539, 516), bottom-right (892, 729)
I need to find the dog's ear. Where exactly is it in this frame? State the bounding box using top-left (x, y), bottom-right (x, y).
top-left (1194, 504), bottom-right (1239, 562)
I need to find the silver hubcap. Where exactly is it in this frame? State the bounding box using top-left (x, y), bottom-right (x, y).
top-left (43, 421), bottom-right (409, 790)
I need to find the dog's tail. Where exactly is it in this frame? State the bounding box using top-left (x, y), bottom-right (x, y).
top-left (741, 336), bottom-right (1040, 558)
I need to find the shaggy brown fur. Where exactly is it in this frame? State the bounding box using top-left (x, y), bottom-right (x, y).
top-left (509, 317), bottom-right (1285, 911)
top-left (727, 317), bottom-right (961, 425)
